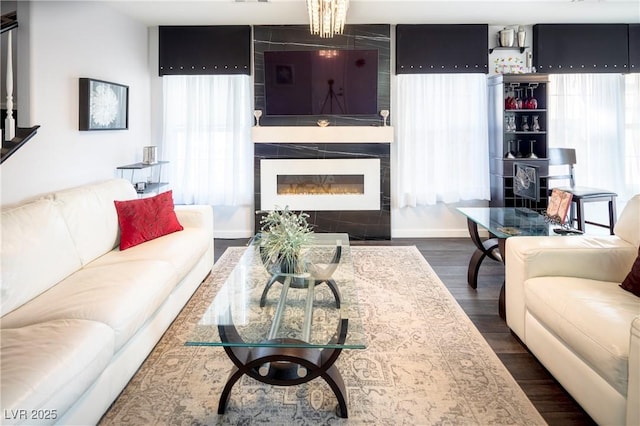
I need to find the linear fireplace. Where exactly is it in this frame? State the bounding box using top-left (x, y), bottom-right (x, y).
top-left (254, 142), bottom-right (391, 240)
top-left (261, 159), bottom-right (380, 211)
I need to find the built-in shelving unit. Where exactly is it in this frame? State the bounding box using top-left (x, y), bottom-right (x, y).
top-left (488, 73), bottom-right (550, 210)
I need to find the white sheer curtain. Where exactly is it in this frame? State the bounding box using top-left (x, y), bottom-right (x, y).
top-left (394, 74), bottom-right (490, 207)
top-left (623, 73), bottom-right (640, 198)
top-left (161, 75), bottom-right (253, 206)
top-left (548, 73), bottom-right (639, 202)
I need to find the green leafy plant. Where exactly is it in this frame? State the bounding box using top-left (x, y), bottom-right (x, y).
top-left (255, 206), bottom-right (314, 274)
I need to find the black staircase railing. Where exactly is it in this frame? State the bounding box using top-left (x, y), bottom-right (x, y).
top-left (1, 11), bottom-right (18, 34)
top-left (1, 126), bottom-right (40, 164)
top-left (1, 10), bottom-right (40, 164)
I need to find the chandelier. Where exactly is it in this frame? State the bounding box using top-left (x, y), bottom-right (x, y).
top-left (306, 0), bottom-right (349, 38)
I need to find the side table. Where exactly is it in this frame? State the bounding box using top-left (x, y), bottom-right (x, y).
top-left (116, 161), bottom-right (169, 196)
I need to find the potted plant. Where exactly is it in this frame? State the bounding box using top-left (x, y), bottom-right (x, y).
top-left (255, 206), bottom-right (314, 274)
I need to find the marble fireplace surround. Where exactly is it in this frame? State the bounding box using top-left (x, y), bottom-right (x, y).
top-left (252, 24), bottom-right (393, 239)
top-left (253, 126), bottom-right (393, 240)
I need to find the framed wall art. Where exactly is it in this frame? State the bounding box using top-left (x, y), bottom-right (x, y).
top-left (79, 78), bottom-right (129, 131)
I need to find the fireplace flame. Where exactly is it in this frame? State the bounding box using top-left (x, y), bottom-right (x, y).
top-left (277, 183), bottom-right (363, 195)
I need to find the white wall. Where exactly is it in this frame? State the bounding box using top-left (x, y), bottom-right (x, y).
top-left (0, 1), bottom-right (151, 206)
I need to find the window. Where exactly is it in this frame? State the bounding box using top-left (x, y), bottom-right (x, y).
top-left (394, 74), bottom-right (490, 207)
top-left (161, 75), bottom-right (253, 206)
top-left (548, 74), bottom-right (639, 202)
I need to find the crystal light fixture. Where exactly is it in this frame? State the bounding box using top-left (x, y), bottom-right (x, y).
top-left (307, 0), bottom-right (349, 38)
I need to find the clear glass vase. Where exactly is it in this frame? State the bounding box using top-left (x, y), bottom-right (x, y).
top-left (532, 115), bottom-right (541, 132)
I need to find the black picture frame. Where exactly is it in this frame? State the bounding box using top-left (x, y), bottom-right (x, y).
top-left (79, 78), bottom-right (129, 131)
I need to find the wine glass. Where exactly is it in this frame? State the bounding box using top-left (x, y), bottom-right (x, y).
top-left (527, 140), bottom-right (538, 158)
top-left (525, 86), bottom-right (538, 109)
top-left (254, 110), bottom-right (263, 127)
top-left (505, 140), bottom-right (516, 159)
top-left (532, 115), bottom-right (541, 132)
top-left (380, 110), bottom-right (389, 126)
top-left (516, 140), bottom-right (524, 158)
top-left (515, 87), bottom-right (523, 110)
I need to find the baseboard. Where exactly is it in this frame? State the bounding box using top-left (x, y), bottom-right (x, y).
top-left (392, 228), bottom-right (488, 238)
top-left (214, 230), bottom-right (253, 239)
top-left (215, 228), bottom-right (488, 239)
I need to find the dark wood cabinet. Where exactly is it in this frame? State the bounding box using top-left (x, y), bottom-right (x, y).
top-left (488, 73), bottom-right (550, 210)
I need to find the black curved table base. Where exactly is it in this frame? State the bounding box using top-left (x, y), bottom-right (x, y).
top-left (217, 318), bottom-right (350, 418)
top-left (260, 246), bottom-right (343, 308)
top-left (465, 218), bottom-right (507, 320)
top-left (466, 218), bottom-right (502, 289)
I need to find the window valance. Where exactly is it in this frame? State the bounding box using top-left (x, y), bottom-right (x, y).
top-left (159, 26), bottom-right (251, 76)
top-left (533, 24), bottom-right (630, 73)
top-left (396, 24), bottom-right (488, 74)
top-left (629, 24), bottom-right (640, 72)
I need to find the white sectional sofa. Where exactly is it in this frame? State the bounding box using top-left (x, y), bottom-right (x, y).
top-left (1, 179), bottom-right (214, 425)
top-left (505, 194), bottom-right (640, 426)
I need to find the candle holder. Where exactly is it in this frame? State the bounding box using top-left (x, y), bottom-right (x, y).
top-left (254, 110), bottom-right (263, 127)
top-left (380, 110), bottom-right (389, 126)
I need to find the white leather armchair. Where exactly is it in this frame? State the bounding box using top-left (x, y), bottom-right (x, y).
top-left (505, 194), bottom-right (640, 426)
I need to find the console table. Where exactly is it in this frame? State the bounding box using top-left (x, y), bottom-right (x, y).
top-left (457, 207), bottom-right (552, 319)
top-left (116, 161), bottom-right (169, 196)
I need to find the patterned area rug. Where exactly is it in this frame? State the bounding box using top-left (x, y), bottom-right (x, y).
top-left (100, 246), bottom-right (545, 425)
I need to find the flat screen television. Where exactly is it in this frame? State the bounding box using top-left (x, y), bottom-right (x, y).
top-left (263, 49), bottom-right (378, 116)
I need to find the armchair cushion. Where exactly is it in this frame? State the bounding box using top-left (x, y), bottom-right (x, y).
top-left (525, 276), bottom-right (637, 396)
top-left (621, 250), bottom-right (640, 297)
top-left (614, 194), bottom-right (640, 247)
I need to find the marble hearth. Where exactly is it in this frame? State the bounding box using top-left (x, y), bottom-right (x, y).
top-left (253, 127), bottom-right (392, 240)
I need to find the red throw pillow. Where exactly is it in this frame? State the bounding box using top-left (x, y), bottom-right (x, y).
top-left (114, 190), bottom-right (183, 250)
top-left (620, 249), bottom-right (640, 297)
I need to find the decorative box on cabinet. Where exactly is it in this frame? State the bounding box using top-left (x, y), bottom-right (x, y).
top-left (117, 161), bottom-right (169, 196)
top-left (488, 73), bottom-right (550, 210)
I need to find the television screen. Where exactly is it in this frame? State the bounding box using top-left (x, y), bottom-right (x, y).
top-left (264, 49), bottom-right (378, 116)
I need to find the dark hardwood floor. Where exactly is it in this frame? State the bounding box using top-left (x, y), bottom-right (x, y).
top-left (214, 237), bottom-right (596, 426)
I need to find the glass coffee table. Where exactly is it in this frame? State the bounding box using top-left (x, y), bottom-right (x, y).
top-left (457, 207), bottom-right (553, 319)
top-left (186, 233), bottom-right (365, 418)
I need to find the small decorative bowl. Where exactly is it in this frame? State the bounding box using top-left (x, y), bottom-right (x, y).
top-left (317, 119), bottom-right (330, 127)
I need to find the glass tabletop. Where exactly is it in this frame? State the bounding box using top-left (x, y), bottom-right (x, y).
top-left (186, 233), bottom-right (366, 350)
top-left (457, 207), bottom-right (552, 238)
